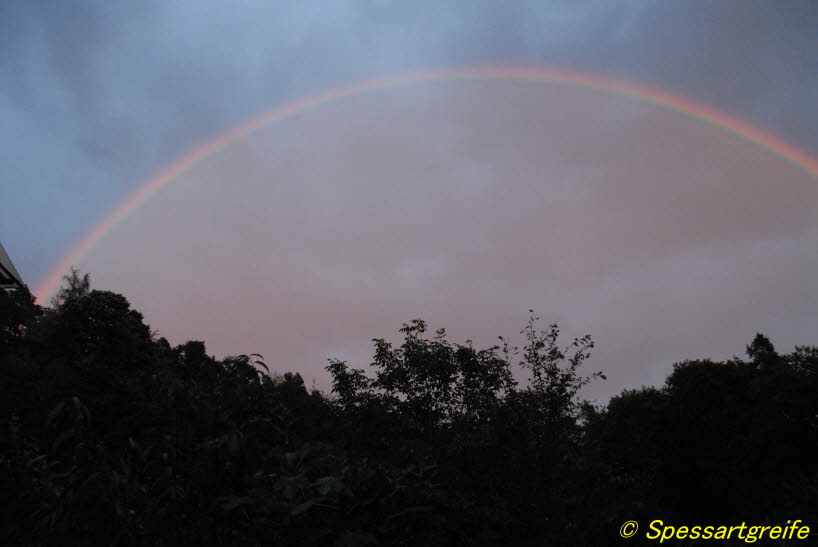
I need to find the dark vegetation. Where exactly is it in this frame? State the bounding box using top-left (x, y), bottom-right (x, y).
top-left (2, 271), bottom-right (817, 545)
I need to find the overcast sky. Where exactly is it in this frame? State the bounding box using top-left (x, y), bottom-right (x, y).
top-left (2, 1), bottom-right (817, 399)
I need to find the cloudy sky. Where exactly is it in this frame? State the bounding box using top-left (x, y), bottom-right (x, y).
top-left (2, 1), bottom-right (817, 399)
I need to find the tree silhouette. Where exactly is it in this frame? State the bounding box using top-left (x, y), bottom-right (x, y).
top-left (49, 267), bottom-right (91, 308)
top-left (746, 332), bottom-right (780, 369)
top-left (2, 271), bottom-right (817, 545)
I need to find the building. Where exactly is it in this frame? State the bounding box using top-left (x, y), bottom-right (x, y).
top-left (0, 241), bottom-right (25, 290)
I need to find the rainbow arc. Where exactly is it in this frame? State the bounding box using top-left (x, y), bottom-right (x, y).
top-left (36, 66), bottom-right (818, 301)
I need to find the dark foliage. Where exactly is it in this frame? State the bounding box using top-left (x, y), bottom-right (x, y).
top-left (2, 274), bottom-right (817, 545)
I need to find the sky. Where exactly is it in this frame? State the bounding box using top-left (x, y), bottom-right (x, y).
top-left (2, 1), bottom-right (817, 399)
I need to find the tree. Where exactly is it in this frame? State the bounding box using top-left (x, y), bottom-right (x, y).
top-left (0, 285), bottom-right (40, 351)
top-left (41, 289), bottom-right (153, 371)
top-left (746, 332), bottom-right (780, 369)
top-left (49, 267), bottom-right (91, 309)
top-left (515, 312), bottom-right (602, 424)
top-left (327, 318), bottom-right (516, 435)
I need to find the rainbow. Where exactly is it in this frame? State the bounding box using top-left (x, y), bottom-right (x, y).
top-left (35, 65), bottom-right (818, 301)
